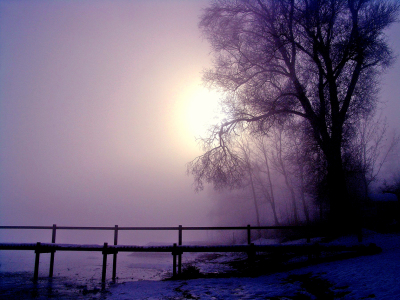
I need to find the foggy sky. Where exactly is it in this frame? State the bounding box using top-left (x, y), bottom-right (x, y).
top-left (0, 0), bottom-right (217, 231)
top-left (0, 0), bottom-right (399, 235)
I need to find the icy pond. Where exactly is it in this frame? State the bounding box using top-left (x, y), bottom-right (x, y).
top-left (0, 249), bottom-right (195, 299)
top-left (1, 231), bottom-right (400, 299)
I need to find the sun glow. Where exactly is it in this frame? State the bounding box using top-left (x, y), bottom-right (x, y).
top-left (182, 85), bottom-right (225, 138)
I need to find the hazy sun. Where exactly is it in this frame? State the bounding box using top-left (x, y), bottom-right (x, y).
top-left (183, 85), bottom-right (224, 138)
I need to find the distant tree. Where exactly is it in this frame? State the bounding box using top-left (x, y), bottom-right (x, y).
top-left (253, 136), bottom-right (281, 225)
top-left (351, 113), bottom-right (400, 195)
top-left (236, 138), bottom-right (262, 228)
top-left (269, 125), bottom-right (300, 224)
top-left (382, 171), bottom-right (400, 200)
top-left (284, 120), bottom-right (312, 223)
top-left (188, 0), bottom-right (399, 230)
top-left (261, 120), bottom-right (313, 224)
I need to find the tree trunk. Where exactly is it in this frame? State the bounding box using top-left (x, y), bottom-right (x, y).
top-left (298, 163), bottom-right (310, 224)
top-left (276, 132), bottom-right (299, 224)
top-left (240, 141), bottom-right (262, 236)
top-left (325, 142), bottom-right (354, 233)
top-left (261, 144), bottom-right (280, 226)
top-left (249, 170), bottom-right (261, 231)
top-left (292, 134), bottom-right (311, 224)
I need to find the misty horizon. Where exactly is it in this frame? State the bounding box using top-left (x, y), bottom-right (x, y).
top-left (1, 0), bottom-right (399, 237)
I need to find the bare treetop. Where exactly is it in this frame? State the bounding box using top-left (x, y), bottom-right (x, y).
top-left (189, 0), bottom-right (399, 227)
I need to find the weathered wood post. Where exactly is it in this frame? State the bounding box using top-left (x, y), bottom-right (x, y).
top-left (247, 225), bottom-right (251, 245)
top-left (172, 243), bottom-right (177, 277)
top-left (112, 225), bottom-right (118, 281)
top-left (49, 224), bottom-right (56, 277)
top-left (102, 243), bottom-right (108, 283)
top-left (247, 242), bottom-right (255, 265)
top-left (178, 225), bottom-right (182, 275)
top-left (34, 242), bottom-right (41, 281)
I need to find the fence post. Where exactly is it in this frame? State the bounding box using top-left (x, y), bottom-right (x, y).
top-left (172, 243), bottom-right (177, 277)
top-left (112, 225), bottom-right (118, 281)
top-left (34, 242), bottom-right (41, 281)
top-left (49, 224), bottom-right (56, 277)
top-left (247, 242), bottom-right (255, 265)
top-left (178, 225), bottom-right (182, 275)
top-left (247, 225), bottom-right (251, 245)
top-left (102, 243), bottom-right (108, 283)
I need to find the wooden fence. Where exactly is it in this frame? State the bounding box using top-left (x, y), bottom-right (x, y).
top-left (0, 224), bottom-right (362, 282)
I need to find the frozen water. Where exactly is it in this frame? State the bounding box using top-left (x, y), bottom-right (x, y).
top-left (1, 231), bottom-right (400, 299)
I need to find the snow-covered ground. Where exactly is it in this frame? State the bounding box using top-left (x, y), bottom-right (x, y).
top-left (107, 231), bottom-right (400, 299)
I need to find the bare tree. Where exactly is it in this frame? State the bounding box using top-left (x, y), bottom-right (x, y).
top-left (188, 0), bottom-right (399, 229)
top-left (286, 121), bottom-right (312, 223)
top-left (269, 125), bottom-right (300, 224)
top-left (254, 136), bottom-right (281, 225)
top-left (382, 171), bottom-right (400, 200)
top-left (255, 120), bottom-right (313, 224)
top-left (236, 138), bottom-right (262, 229)
top-left (352, 113), bottom-right (400, 195)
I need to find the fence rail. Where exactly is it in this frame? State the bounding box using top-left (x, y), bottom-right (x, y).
top-left (0, 224), bottom-right (361, 282)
